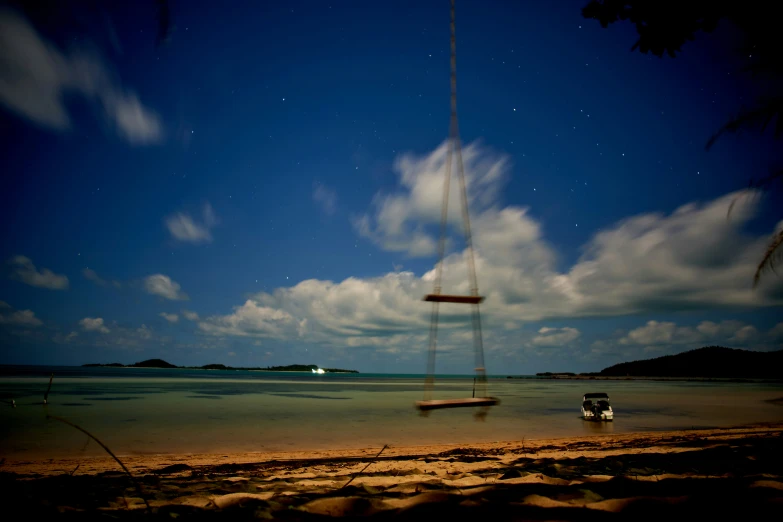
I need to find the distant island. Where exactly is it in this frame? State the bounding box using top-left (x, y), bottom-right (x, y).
top-left (527, 347), bottom-right (783, 380)
top-left (82, 359), bottom-right (358, 373)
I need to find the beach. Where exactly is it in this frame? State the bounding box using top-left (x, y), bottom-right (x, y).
top-left (3, 424), bottom-right (783, 520)
top-left (2, 368), bottom-right (783, 518)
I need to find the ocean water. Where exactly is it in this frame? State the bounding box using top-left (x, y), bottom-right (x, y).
top-left (1, 366), bottom-right (782, 459)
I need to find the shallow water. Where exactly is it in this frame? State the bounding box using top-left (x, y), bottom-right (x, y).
top-left (1, 366), bottom-right (782, 459)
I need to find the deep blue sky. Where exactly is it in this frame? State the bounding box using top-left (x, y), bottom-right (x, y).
top-left (1, 0), bottom-right (781, 373)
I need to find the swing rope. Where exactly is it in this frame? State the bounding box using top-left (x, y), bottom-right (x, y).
top-left (422, 0), bottom-right (492, 409)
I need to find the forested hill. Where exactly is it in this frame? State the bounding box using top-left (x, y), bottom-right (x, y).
top-left (599, 346), bottom-right (783, 379)
top-left (82, 360), bottom-right (358, 373)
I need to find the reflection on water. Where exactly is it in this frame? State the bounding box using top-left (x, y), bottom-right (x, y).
top-left (581, 418), bottom-right (615, 435)
top-left (0, 368), bottom-right (781, 459)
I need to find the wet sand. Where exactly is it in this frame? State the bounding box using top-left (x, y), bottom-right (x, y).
top-left (2, 423), bottom-right (783, 520)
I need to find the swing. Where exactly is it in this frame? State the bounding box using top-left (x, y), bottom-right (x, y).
top-left (415, 0), bottom-right (499, 415)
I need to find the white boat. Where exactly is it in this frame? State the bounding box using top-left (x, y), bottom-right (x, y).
top-left (311, 368), bottom-right (325, 374)
top-left (582, 392), bottom-right (613, 421)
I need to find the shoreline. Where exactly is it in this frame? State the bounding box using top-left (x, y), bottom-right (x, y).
top-left (5, 422), bottom-right (782, 477)
top-left (522, 375), bottom-right (783, 383)
top-left (4, 423), bottom-right (783, 520)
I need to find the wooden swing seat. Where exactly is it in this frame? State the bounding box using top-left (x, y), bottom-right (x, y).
top-left (415, 397), bottom-right (500, 411)
top-left (424, 294), bottom-right (484, 304)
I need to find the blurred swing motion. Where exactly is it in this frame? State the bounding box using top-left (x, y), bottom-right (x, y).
top-left (416, 0), bottom-right (500, 417)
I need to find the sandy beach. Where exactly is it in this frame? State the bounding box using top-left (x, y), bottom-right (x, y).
top-left (3, 423), bottom-right (782, 520)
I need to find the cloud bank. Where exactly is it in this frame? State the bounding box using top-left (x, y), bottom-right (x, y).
top-left (198, 142), bottom-right (782, 355)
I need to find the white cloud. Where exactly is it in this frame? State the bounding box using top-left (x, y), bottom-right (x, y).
top-left (728, 325), bottom-right (759, 344)
top-left (159, 312), bottom-right (179, 323)
top-left (165, 203), bottom-right (218, 244)
top-left (313, 183), bottom-right (337, 215)
top-left (198, 143), bottom-right (783, 351)
top-left (769, 322), bottom-right (783, 341)
top-left (0, 8), bottom-right (162, 144)
top-left (620, 321), bottom-right (687, 345)
top-left (136, 324), bottom-right (152, 340)
top-left (617, 319), bottom-right (779, 351)
top-left (83, 268), bottom-right (121, 288)
top-left (143, 274), bottom-right (188, 301)
top-left (696, 320), bottom-right (746, 339)
top-left (109, 93), bottom-right (163, 144)
top-left (60, 321), bottom-right (164, 348)
top-left (9, 256), bottom-right (69, 290)
top-left (532, 327), bottom-right (581, 346)
top-left (199, 300), bottom-right (307, 338)
top-left (83, 268), bottom-right (106, 286)
top-left (561, 191), bottom-right (782, 314)
top-left (0, 300), bottom-right (9, 308)
top-left (52, 330), bottom-right (79, 344)
top-left (353, 140), bottom-right (510, 257)
top-left (0, 308), bottom-right (43, 327)
top-left (79, 317), bottom-right (109, 333)
top-left (182, 310), bottom-right (199, 321)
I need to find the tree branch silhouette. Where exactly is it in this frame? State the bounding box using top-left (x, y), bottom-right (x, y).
top-left (582, 0), bottom-right (783, 288)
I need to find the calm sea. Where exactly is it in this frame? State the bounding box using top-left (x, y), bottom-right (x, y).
top-left (1, 366), bottom-right (782, 459)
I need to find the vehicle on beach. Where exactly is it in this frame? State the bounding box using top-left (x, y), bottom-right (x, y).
top-left (582, 392), bottom-right (613, 421)
top-left (311, 368), bottom-right (325, 374)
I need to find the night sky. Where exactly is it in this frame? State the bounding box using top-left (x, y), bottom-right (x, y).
top-left (1, 0), bottom-right (781, 373)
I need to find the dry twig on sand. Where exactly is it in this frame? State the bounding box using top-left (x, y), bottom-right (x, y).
top-left (47, 414), bottom-right (151, 514)
top-left (43, 373), bottom-right (53, 405)
top-left (340, 445), bottom-right (389, 490)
